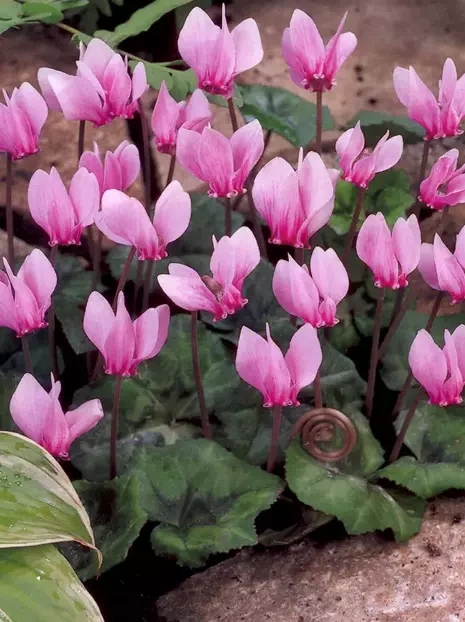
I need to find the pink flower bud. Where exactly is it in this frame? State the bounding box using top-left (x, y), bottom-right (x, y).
top-left (419, 149), bottom-right (465, 210)
top-left (79, 140), bottom-right (140, 197)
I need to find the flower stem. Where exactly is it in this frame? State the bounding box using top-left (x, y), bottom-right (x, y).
top-left (365, 287), bottom-right (385, 418)
top-left (224, 196), bottom-right (232, 236)
top-left (21, 335), bottom-right (33, 375)
top-left (244, 180), bottom-right (267, 259)
top-left (142, 260), bottom-right (154, 311)
top-left (388, 388), bottom-right (423, 463)
top-left (191, 311), bottom-right (212, 439)
top-left (77, 120), bottom-right (86, 162)
top-left (378, 284), bottom-right (418, 361)
top-left (48, 245), bottom-right (59, 379)
top-left (110, 374), bottom-right (123, 480)
top-left (5, 153), bottom-right (14, 267)
top-left (391, 291), bottom-right (443, 419)
top-left (166, 153), bottom-right (176, 186)
top-left (139, 106), bottom-right (152, 216)
top-left (315, 91), bottom-right (323, 155)
top-left (114, 247), bottom-right (136, 311)
top-left (91, 230), bottom-right (103, 291)
top-left (342, 186), bottom-right (366, 266)
top-left (227, 97), bottom-right (239, 132)
top-left (134, 261), bottom-right (144, 309)
top-left (267, 405), bottom-right (283, 472)
top-left (313, 372), bottom-right (323, 408)
top-left (412, 140), bottom-right (430, 217)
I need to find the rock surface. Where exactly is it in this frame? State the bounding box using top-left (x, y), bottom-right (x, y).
top-left (158, 498), bottom-right (465, 622)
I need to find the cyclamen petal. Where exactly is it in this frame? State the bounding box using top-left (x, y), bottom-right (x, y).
top-left (282, 9), bottom-right (356, 92)
top-left (10, 373), bottom-right (103, 458)
top-left (80, 140), bottom-right (140, 197)
top-left (83, 291), bottom-right (169, 376)
top-left (419, 149), bottom-right (465, 210)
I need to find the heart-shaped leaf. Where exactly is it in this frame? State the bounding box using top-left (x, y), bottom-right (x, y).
top-left (348, 110), bottom-right (425, 145)
top-left (130, 438), bottom-right (282, 567)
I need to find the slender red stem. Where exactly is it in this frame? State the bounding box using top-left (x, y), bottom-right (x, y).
top-left (412, 140), bottom-right (430, 217)
top-left (191, 311), bottom-right (212, 439)
top-left (388, 389), bottom-right (423, 462)
top-left (48, 245), bottom-right (59, 379)
top-left (224, 197), bottom-right (232, 237)
top-left (342, 186), bottom-right (366, 266)
top-left (77, 120), bottom-right (85, 161)
top-left (227, 98), bottom-right (239, 132)
top-left (21, 335), bottom-right (33, 375)
top-left (166, 154), bottom-right (176, 186)
top-left (5, 153), bottom-right (14, 267)
top-left (110, 375), bottom-right (123, 479)
top-left (315, 91), bottom-right (323, 155)
top-left (267, 405), bottom-right (283, 472)
top-left (113, 247), bottom-right (136, 311)
top-left (142, 260), bottom-right (154, 311)
top-left (378, 284), bottom-right (418, 361)
top-left (365, 287), bottom-right (385, 418)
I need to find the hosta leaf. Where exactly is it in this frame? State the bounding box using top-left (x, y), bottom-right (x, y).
top-left (0, 432), bottom-right (95, 549)
top-left (348, 110), bottom-right (425, 145)
top-left (0, 545), bottom-right (103, 621)
top-left (240, 84), bottom-right (334, 148)
top-left (130, 438), bottom-right (282, 567)
top-left (286, 440), bottom-right (425, 541)
top-left (69, 476), bottom-right (147, 580)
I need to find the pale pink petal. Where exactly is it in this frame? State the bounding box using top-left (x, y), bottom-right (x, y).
top-left (451, 324), bottom-right (465, 377)
top-left (75, 61), bottom-right (106, 100)
top-left (235, 326), bottom-right (272, 402)
top-left (443, 329), bottom-right (463, 404)
top-left (80, 38), bottom-right (114, 82)
top-left (392, 67), bottom-right (411, 107)
top-left (102, 152), bottom-right (122, 192)
top-left (176, 128), bottom-right (205, 180)
top-left (102, 55), bottom-right (132, 114)
top-left (310, 247), bottom-right (349, 305)
top-left (66, 399), bottom-right (104, 446)
top-left (133, 304), bottom-right (170, 363)
top-left (433, 234), bottom-right (465, 302)
top-left (264, 324), bottom-right (292, 405)
top-left (79, 147), bottom-right (104, 192)
top-left (231, 18), bottom-right (264, 74)
top-left (281, 27), bottom-right (305, 86)
top-left (371, 134), bottom-right (404, 174)
top-left (131, 62), bottom-right (148, 101)
top-left (439, 58), bottom-right (457, 105)
top-left (116, 142), bottom-right (140, 189)
top-left (418, 243), bottom-right (440, 290)
top-left (17, 249), bottom-right (57, 311)
top-left (158, 266), bottom-right (220, 317)
top-left (407, 67), bottom-right (441, 137)
top-left (197, 127), bottom-right (234, 196)
top-left (298, 152), bottom-right (334, 218)
top-left (356, 213), bottom-right (397, 288)
top-left (152, 180), bottom-right (191, 245)
top-left (288, 9), bottom-right (325, 76)
top-left (323, 13), bottom-right (357, 79)
top-left (285, 323), bottom-right (322, 399)
top-left (408, 329), bottom-right (447, 402)
top-left (336, 123), bottom-right (365, 174)
top-left (37, 68), bottom-right (66, 111)
top-left (104, 292), bottom-right (135, 375)
top-left (273, 256), bottom-right (320, 326)
top-left (69, 168), bottom-right (100, 227)
top-left (47, 73), bottom-right (104, 125)
top-left (230, 119), bottom-right (264, 191)
top-left (210, 236), bottom-right (235, 288)
top-left (183, 89), bottom-right (213, 130)
top-left (14, 82), bottom-right (48, 136)
top-left (178, 7), bottom-right (218, 79)
top-left (252, 157), bottom-right (296, 231)
top-left (10, 374), bottom-right (52, 444)
top-left (455, 225), bottom-right (465, 269)
top-left (229, 226), bottom-right (260, 287)
top-left (151, 81), bottom-right (180, 150)
top-left (0, 277), bottom-right (18, 332)
top-left (83, 291), bottom-right (115, 356)
top-left (211, 6), bottom-right (235, 91)
top-left (27, 169), bottom-right (54, 239)
top-left (392, 214), bottom-right (421, 277)
top-left (42, 398), bottom-right (70, 458)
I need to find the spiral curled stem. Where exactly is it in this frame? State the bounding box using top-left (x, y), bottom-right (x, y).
top-left (289, 408), bottom-right (357, 462)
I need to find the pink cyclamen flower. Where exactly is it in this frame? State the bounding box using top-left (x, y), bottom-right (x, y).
top-left (95, 181), bottom-right (191, 260)
top-left (282, 10), bottom-right (357, 92)
top-left (393, 58), bottom-right (465, 140)
top-left (408, 329), bottom-right (464, 406)
top-left (0, 83), bottom-right (48, 160)
top-left (252, 151), bottom-right (338, 248)
top-left (356, 213), bottom-right (421, 289)
top-left (178, 6), bottom-right (263, 98)
top-left (336, 122), bottom-right (403, 188)
top-left (38, 38), bottom-right (148, 127)
top-left (10, 373), bottom-right (103, 459)
top-left (177, 120), bottom-right (264, 198)
top-left (236, 323), bottom-right (322, 407)
top-left (151, 81), bottom-right (213, 155)
top-left (28, 167), bottom-right (100, 246)
top-left (273, 248), bottom-right (349, 327)
top-left (419, 148), bottom-right (465, 210)
top-left (79, 140), bottom-right (140, 198)
top-left (418, 233), bottom-right (465, 304)
top-left (83, 292), bottom-right (170, 377)
top-left (0, 250), bottom-right (57, 337)
top-left (158, 227), bottom-right (260, 321)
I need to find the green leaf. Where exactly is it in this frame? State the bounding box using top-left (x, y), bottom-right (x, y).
top-left (22, 3), bottom-right (64, 23)
top-left (375, 186), bottom-right (414, 225)
top-left (136, 61), bottom-right (197, 101)
top-left (348, 110), bottom-right (425, 145)
top-left (130, 438), bottom-right (282, 567)
top-left (69, 476), bottom-right (147, 580)
top-left (0, 432), bottom-right (95, 549)
top-left (94, 0), bottom-right (194, 47)
top-left (241, 84), bottom-right (335, 148)
top-left (286, 440), bottom-right (425, 541)
top-left (0, 545), bottom-right (103, 621)
top-left (54, 256), bottom-right (101, 355)
top-left (377, 456), bottom-right (465, 499)
top-left (318, 341), bottom-right (366, 409)
top-left (380, 310), bottom-right (464, 390)
top-left (0, 1), bottom-right (22, 19)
